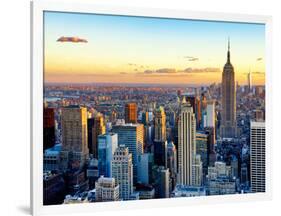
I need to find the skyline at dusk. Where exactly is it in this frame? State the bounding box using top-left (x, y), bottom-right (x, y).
top-left (44, 11), bottom-right (265, 85)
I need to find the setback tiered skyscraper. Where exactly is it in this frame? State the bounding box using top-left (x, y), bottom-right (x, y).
top-left (220, 39), bottom-right (237, 138)
top-left (112, 145), bottom-right (133, 200)
top-left (60, 105), bottom-right (89, 170)
top-left (250, 121), bottom-right (266, 193)
top-left (178, 102), bottom-right (196, 186)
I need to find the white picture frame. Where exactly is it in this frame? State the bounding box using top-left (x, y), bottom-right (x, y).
top-left (31, 0), bottom-right (273, 215)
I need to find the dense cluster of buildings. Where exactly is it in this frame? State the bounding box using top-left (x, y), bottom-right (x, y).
top-left (43, 41), bottom-right (266, 205)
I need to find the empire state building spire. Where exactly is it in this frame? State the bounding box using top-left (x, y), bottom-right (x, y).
top-left (227, 37), bottom-right (230, 63)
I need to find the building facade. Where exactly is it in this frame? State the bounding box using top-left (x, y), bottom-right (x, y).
top-left (92, 114), bottom-right (106, 158)
top-left (95, 176), bottom-right (119, 202)
top-left (60, 105), bottom-right (89, 170)
top-left (97, 133), bottom-right (118, 177)
top-left (250, 121), bottom-right (265, 193)
top-left (112, 146), bottom-right (133, 200)
top-left (154, 106), bottom-right (167, 142)
top-left (44, 107), bottom-right (55, 150)
top-left (112, 123), bottom-right (144, 183)
top-left (125, 103), bottom-right (138, 123)
top-left (178, 103), bottom-right (196, 186)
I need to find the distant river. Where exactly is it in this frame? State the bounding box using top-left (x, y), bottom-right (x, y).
top-left (45, 97), bottom-right (61, 102)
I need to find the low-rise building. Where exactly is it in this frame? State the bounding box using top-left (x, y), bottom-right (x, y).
top-left (95, 176), bottom-right (119, 202)
top-left (171, 185), bottom-right (206, 197)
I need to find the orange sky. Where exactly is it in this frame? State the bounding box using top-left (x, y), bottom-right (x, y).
top-left (44, 12), bottom-right (265, 85)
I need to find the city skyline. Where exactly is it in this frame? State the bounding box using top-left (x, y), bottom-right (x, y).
top-left (43, 11), bottom-right (266, 205)
top-left (44, 11), bottom-right (265, 85)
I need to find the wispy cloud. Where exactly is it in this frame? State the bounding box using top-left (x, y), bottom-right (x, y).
top-left (142, 67), bottom-right (220, 75)
top-left (184, 56), bottom-right (199, 61)
top-left (182, 67), bottom-right (221, 73)
top-left (143, 68), bottom-right (177, 74)
top-left (128, 63), bottom-right (137, 66)
top-left (57, 36), bottom-right (88, 43)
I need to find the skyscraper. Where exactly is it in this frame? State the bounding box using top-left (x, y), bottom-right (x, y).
top-left (178, 103), bottom-right (196, 186)
top-left (248, 69), bottom-right (252, 92)
top-left (153, 106), bottom-right (167, 167)
top-left (43, 107), bottom-right (55, 150)
top-left (167, 141), bottom-right (177, 190)
top-left (137, 153), bottom-right (154, 184)
top-left (125, 103), bottom-right (137, 123)
top-left (205, 100), bottom-right (216, 128)
top-left (250, 121), bottom-right (265, 193)
top-left (60, 105), bottom-right (89, 170)
top-left (141, 111), bottom-right (149, 126)
top-left (92, 114), bottom-right (106, 158)
top-left (112, 123), bottom-right (144, 183)
top-left (192, 154), bottom-right (203, 186)
top-left (154, 106), bottom-right (166, 142)
top-left (220, 39), bottom-right (237, 138)
top-left (152, 166), bottom-right (170, 198)
top-left (196, 132), bottom-right (208, 180)
top-left (112, 145), bottom-right (133, 200)
top-left (182, 93), bottom-right (201, 129)
top-left (87, 117), bottom-right (95, 155)
top-left (153, 140), bottom-right (167, 168)
top-left (205, 127), bottom-right (216, 166)
top-left (98, 133), bottom-right (118, 177)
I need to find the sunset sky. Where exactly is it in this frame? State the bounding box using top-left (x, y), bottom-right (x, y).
top-left (44, 11), bottom-right (265, 85)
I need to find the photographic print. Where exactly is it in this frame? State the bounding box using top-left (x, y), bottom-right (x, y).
top-left (42, 11), bottom-right (266, 205)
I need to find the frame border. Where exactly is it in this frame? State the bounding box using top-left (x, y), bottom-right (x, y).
top-left (31, 0), bottom-right (273, 215)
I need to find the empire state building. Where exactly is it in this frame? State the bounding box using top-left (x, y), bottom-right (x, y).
top-left (220, 39), bottom-right (237, 138)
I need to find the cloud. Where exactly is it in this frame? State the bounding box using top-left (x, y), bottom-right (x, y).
top-left (142, 67), bottom-right (220, 75)
top-left (184, 56), bottom-right (199, 61)
top-left (155, 68), bottom-right (177, 74)
top-left (120, 72), bottom-right (128, 75)
top-left (57, 36), bottom-right (88, 43)
top-left (189, 58), bottom-right (199, 61)
top-left (143, 68), bottom-right (177, 74)
top-left (256, 57), bottom-right (263, 61)
top-left (182, 67), bottom-right (221, 73)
